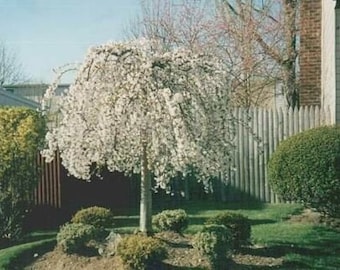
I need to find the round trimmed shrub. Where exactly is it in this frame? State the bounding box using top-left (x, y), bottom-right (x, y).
top-left (152, 209), bottom-right (189, 233)
top-left (71, 206), bottom-right (115, 228)
top-left (57, 223), bottom-right (105, 254)
top-left (268, 126), bottom-right (340, 217)
top-left (117, 234), bottom-right (167, 270)
top-left (192, 225), bottom-right (232, 269)
top-left (205, 212), bottom-right (251, 249)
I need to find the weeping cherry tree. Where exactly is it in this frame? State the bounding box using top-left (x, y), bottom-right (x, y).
top-left (42, 40), bottom-right (236, 233)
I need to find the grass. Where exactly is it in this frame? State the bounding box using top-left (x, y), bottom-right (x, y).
top-left (2, 201), bottom-right (340, 269)
top-left (0, 232), bottom-right (56, 270)
top-left (114, 201), bottom-right (303, 233)
top-left (252, 223), bottom-right (340, 269)
top-left (114, 201), bottom-right (340, 269)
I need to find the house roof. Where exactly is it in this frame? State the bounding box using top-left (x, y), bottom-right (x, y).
top-left (0, 87), bottom-right (40, 109)
top-left (3, 84), bottom-right (69, 97)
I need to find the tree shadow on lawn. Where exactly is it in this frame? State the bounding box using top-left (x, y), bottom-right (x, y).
top-left (113, 214), bottom-right (143, 228)
top-left (239, 244), bottom-right (330, 259)
top-left (188, 217), bottom-right (276, 227)
top-left (147, 262), bottom-right (207, 270)
top-left (181, 200), bottom-right (266, 216)
top-left (230, 261), bottom-right (307, 270)
top-left (249, 219), bottom-right (277, 226)
top-left (232, 225), bottom-right (340, 269)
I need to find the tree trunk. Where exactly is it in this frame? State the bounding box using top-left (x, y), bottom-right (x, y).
top-left (283, 0), bottom-right (299, 109)
top-left (139, 144), bottom-right (152, 234)
top-left (184, 177), bottom-right (190, 201)
top-left (220, 173), bottom-right (227, 202)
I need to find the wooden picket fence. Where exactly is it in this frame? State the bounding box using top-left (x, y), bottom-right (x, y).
top-left (227, 106), bottom-right (332, 203)
top-left (34, 151), bottom-right (61, 208)
top-left (32, 105), bottom-right (332, 211)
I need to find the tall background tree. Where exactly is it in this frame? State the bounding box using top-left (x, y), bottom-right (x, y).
top-left (218, 0), bottom-right (300, 108)
top-left (126, 0), bottom-right (218, 53)
top-left (0, 41), bottom-right (27, 85)
top-left (128, 0), bottom-right (300, 108)
top-left (42, 40), bottom-right (236, 233)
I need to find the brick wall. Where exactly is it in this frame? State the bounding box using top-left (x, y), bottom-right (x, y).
top-left (299, 0), bottom-right (322, 106)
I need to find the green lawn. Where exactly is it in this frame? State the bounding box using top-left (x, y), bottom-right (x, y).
top-left (1, 202), bottom-right (340, 269)
top-left (115, 201), bottom-right (340, 269)
top-left (114, 201), bottom-right (304, 234)
top-left (252, 223), bottom-right (340, 269)
top-left (0, 232), bottom-right (56, 270)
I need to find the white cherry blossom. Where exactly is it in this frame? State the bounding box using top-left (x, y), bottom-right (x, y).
top-left (41, 39), bottom-right (236, 233)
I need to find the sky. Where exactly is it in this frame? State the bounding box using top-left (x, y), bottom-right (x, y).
top-left (0, 0), bottom-right (141, 83)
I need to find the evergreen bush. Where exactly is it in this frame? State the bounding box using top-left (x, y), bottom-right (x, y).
top-left (117, 234), bottom-right (167, 270)
top-left (71, 206), bottom-right (114, 228)
top-left (205, 212), bottom-right (251, 249)
top-left (268, 126), bottom-right (340, 217)
top-left (57, 223), bottom-right (106, 254)
top-left (152, 209), bottom-right (189, 233)
top-left (193, 225), bottom-right (232, 269)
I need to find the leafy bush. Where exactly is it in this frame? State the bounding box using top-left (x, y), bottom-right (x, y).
top-left (56, 223), bottom-right (105, 254)
top-left (193, 225), bottom-right (232, 269)
top-left (268, 126), bottom-right (340, 217)
top-left (71, 206), bottom-right (114, 228)
top-left (152, 209), bottom-right (189, 233)
top-left (0, 193), bottom-right (24, 246)
top-left (205, 212), bottom-right (251, 249)
top-left (0, 108), bottom-right (46, 244)
top-left (117, 234), bottom-right (167, 270)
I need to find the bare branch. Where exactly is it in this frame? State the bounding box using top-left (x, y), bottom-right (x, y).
top-left (0, 41), bottom-right (28, 85)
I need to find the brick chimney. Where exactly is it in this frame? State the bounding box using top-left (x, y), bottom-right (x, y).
top-left (299, 0), bottom-right (322, 106)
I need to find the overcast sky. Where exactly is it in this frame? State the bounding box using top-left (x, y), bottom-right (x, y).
top-left (0, 0), bottom-right (141, 83)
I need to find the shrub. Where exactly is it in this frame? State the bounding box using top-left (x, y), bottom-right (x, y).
top-left (117, 234), bottom-right (167, 270)
top-left (56, 223), bottom-right (106, 254)
top-left (205, 212), bottom-right (251, 249)
top-left (152, 209), bottom-right (189, 233)
top-left (0, 108), bottom-right (46, 244)
top-left (268, 126), bottom-right (340, 217)
top-left (193, 225), bottom-right (232, 269)
top-left (0, 193), bottom-right (24, 246)
top-left (71, 206), bottom-right (114, 228)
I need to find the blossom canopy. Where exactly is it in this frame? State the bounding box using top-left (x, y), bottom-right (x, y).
top-left (42, 40), bottom-right (235, 189)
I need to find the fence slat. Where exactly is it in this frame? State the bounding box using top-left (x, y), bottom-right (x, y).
top-left (253, 108), bottom-right (260, 200)
top-left (248, 108), bottom-right (255, 200)
top-left (243, 110), bottom-right (250, 197)
top-left (263, 109), bottom-right (270, 202)
top-left (226, 105), bottom-right (331, 203)
top-left (258, 108), bottom-right (266, 202)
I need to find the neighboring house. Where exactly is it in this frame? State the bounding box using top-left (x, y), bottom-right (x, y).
top-left (0, 86), bottom-right (40, 108)
top-left (3, 84), bottom-right (69, 127)
top-left (300, 0), bottom-right (338, 123)
top-left (3, 84), bottom-right (69, 104)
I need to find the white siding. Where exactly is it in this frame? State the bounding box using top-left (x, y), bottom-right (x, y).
top-left (322, 0), bottom-right (336, 123)
top-left (336, 4), bottom-right (340, 124)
